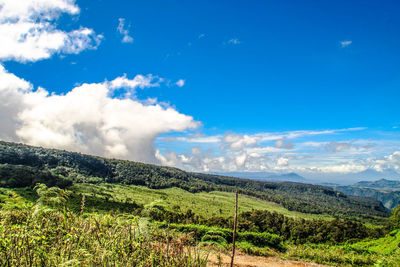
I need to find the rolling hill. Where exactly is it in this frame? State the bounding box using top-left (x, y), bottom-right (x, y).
top-left (0, 140), bottom-right (389, 222)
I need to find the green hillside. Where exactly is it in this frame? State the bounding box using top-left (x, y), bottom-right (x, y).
top-left (70, 183), bottom-right (334, 220)
top-left (1, 141), bottom-right (400, 266)
top-left (0, 141), bottom-right (389, 222)
top-left (352, 229), bottom-right (400, 255)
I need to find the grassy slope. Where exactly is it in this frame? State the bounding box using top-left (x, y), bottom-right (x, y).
top-left (0, 140), bottom-right (389, 222)
top-left (352, 229), bottom-right (400, 255)
top-left (1, 183), bottom-right (333, 220)
top-left (284, 230), bottom-right (400, 266)
top-left (71, 183), bottom-right (334, 220)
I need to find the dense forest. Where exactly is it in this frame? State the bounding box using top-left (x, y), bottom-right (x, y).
top-left (0, 141), bottom-right (389, 222)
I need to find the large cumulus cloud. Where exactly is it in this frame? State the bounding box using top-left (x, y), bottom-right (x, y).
top-left (0, 66), bottom-right (197, 162)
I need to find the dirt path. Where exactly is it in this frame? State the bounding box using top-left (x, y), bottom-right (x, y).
top-left (206, 251), bottom-right (329, 267)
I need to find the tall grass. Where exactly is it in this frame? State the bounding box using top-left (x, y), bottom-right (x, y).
top-left (284, 243), bottom-right (400, 266)
top-left (0, 185), bottom-right (209, 266)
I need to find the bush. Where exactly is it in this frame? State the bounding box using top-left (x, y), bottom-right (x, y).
top-left (156, 222), bottom-right (284, 250)
top-left (201, 234), bottom-right (227, 244)
top-left (238, 231), bottom-right (284, 250)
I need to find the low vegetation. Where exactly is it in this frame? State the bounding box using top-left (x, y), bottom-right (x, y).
top-left (1, 141), bottom-right (399, 266)
top-left (0, 185), bottom-right (209, 266)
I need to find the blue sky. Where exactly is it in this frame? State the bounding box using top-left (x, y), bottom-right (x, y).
top-left (0, 0), bottom-right (399, 181)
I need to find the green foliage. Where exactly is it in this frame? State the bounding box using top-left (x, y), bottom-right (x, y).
top-left (351, 229), bottom-right (400, 255)
top-left (201, 234), bottom-right (227, 244)
top-left (156, 222), bottom-right (232, 243)
top-left (389, 205), bottom-right (400, 230)
top-left (0, 164), bottom-right (71, 188)
top-left (284, 225), bottom-right (400, 266)
top-left (0, 200), bottom-right (209, 266)
top-left (0, 141), bottom-right (389, 222)
top-left (34, 183), bottom-right (70, 209)
top-left (156, 222), bottom-right (285, 251)
top-left (236, 241), bottom-right (272, 256)
top-left (285, 243), bottom-right (400, 266)
top-left (0, 188), bottom-right (32, 210)
top-left (151, 207), bottom-right (384, 246)
top-left (73, 183), bottom-right (332, 220)
top-left (239, 231), bottom-right (283, 248)
top-left (199, 231), bottom-right (229, 252)
top-left (235, 210), bottom-right (384, 245)
top-left (0, 181), bottom-right (398, 266)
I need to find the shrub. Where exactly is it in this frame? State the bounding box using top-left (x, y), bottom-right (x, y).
top-left (156, 222), bottom-right (284, 250)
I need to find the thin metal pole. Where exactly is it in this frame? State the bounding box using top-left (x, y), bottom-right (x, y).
top-left (230, 189), bottom-right (238, 267)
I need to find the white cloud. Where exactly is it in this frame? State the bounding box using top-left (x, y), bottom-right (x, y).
top-left (0, 0), bottom-right (79, 19)
top-left (155, 137), bottom-right (400, 175)
top-left (152, 127), bottom-right (400, 176)
top-left (164, 135), bottom-right (221, 143)
top-left (340, 40), bottom-right (352, 48)
top-left (222, 133), bottom-right (258, 150)
top-left (0, 0), bottom-right (102, 62)
top-left (235, 153), bottom-right (247, 168)
top-left (277, 157), bottom-right (289, 167)
top-left (366, 151), bottom-right (400, 172)
top-left (310, 164), bottom-right (367, 173)
top-left (227, 38), bottom-right (241, 45)
top-left (246, 146), bottom-right (282, 156)
top-left (0, 65), bottom-right (32, 141)
top-left (274, 138), bottom-right (293, 149)
top-left (0, 66), bottom-right (198, 162)
top-left (175, 79), bottom-right (185, 87)
top-left (108, 74), bottom-right (162, 98)
top-left (165, 128), bottom-right (365, 146)
top-left (117, 18), bottom-right (134, 43)
top-left (325, 142), bottom-right (351, 152)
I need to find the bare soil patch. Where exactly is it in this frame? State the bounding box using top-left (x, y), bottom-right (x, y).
top-left (206, 251), bottom-right (329, 267)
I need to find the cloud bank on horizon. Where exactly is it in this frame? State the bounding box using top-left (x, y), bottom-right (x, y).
top-left (156, 129), bottom-right (400, 176)
top-left (0, 0), bottom-right (399, 179)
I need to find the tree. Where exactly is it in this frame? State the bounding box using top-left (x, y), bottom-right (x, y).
top-left (389, 205), bottom-right (400, 230)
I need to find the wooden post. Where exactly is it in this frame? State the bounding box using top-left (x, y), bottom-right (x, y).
top-left (230, 189), bottom-right (238, 267)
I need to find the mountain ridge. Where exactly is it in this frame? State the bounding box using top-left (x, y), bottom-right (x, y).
top-left (332, 179), bottom-right (400, 210)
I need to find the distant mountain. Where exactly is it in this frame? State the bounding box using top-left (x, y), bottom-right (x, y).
top-left (352, 169), bottom-right (400, 181)
top-left (302, 169), bottom-right (400, 185)
top-left (266, 172), bottom-right (307, 182)
top-left (213, 171), bottom-right (306, 182)
top-left (354, 179), bottom-right (400, 190)
top-left (213, 171), bottom-right (275, 180)
top-left (331, 179), bottom-right (400, 210)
